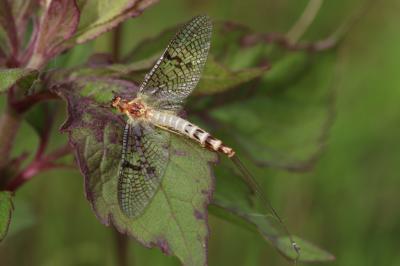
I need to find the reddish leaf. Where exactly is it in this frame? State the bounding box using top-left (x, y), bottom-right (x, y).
top-left (72, 0), bottom-right (158, 44)
top-left (28, 0), bottom-right (80, 68)
top-left (10, 1), bottom-right (38, 44)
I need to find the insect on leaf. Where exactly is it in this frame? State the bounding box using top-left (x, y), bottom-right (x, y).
top-left (53, 75), bottom-right (217, 266)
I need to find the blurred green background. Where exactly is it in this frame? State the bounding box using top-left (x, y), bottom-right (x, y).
top-left (1, 0), bottom-right (400, 265)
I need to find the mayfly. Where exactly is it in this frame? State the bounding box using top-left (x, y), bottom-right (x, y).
top-left (111, 15), bottom-right (300, 260)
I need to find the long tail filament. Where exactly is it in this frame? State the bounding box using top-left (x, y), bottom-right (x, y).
top-left (230, 155), bottom-right (301, 263)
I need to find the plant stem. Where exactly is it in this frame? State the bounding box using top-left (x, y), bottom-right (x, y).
top-left (11, 91), bottom-right (58, 113)
top-left (113, 227), bottom-right (130, 266)
top-left (0, 105), bottom-right (21, 170)
top-left (5, 144), bottom-right (73, 191)
top-left (112, 24), bottom-right (122, 61)
top-left (286, 0), bottom-right (324, 44)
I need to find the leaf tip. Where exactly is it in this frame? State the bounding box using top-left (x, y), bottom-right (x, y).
top-left (150, 238), bottom-right (172, 256)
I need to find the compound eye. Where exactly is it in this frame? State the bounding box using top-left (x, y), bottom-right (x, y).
top-left (113, 96), bottom-right (121, 103)
top-left (110, 97), bottom-right (118, 108)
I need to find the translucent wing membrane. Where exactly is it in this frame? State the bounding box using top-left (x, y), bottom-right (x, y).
top-left (118, 120), bottom-right (170, 218)
top-left (138, 15), bottom-right (212, 111)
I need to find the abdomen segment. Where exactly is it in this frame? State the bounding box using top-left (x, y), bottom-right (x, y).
top-left (148, 111), bottom-right (235, 157)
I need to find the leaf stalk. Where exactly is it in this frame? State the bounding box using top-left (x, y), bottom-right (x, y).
top-left (0, 104), bottom-right (22, 170)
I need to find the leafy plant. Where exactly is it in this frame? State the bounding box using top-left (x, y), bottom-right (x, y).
top-left (0, 0), bottom-right (339, 265)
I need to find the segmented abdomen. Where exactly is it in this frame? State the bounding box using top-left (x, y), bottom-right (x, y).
top-left (148, 111), bottom-right (235, 157)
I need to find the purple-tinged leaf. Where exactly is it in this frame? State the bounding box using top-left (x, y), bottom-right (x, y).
top-left (10, 1), bottom-right (38, 44)
top-left (28, 0), bottom-right (80, 69)
top-left (0, 191), bottom-right (13, 242)
top-left (71, 0), bottom-right (158, 45)
top-left (50, 76), bottom-right (217, 266)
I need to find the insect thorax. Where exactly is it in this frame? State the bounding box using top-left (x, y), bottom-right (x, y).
top-left (129, 101), bottom-right (147, 118)
top-left (112, 97), bottom-right (149, 119)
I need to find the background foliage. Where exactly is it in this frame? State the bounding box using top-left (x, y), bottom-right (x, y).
top-left (1, 0), bottom-right (400, 265)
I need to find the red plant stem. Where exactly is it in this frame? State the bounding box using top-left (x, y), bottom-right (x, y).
top-left (46, 144), bottom-right (72, 161)
top-left (0, 105), bottom-right (21, 170)
top-left (5, 144), bottom-right (73, 192)
top-left (0, 89), bottom-right (58, 175)
top-left (6, 161), bottom-right (51, 191)
top-left (11, 90), bottom-right (59, 113)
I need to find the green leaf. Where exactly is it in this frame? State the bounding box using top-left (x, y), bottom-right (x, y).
top-left (287, 236), bottom-right (335, 262)
top-left (195, 56), bottom-right (268, 96)
top-left (185, 21), bottom-right (336, 171)
top-left (0, 191), bottom-right (13, 242)
top-left (72, 0), bottom-right (158, 44)
top-left (211, 165), bottom-right (334, 262)
top-left (25, 102), bottom-right (55, 140)
top-left (0, 68), bottom-right (38, 93)
top-left (208, 52), bottom-right (335, 171)
top-left (123, 26), bottom-right (175, 62)
top-left (52, 78), bottom-right (217, 266)
top-left (47, 42), bottom-right (94, 69)
top-left (5, 197), bottom-right (36, 238)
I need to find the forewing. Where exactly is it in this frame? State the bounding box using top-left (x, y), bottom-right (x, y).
top-left (138, 15), bottom-right (212, 111)
top-left (118, 120), bottom-right (170, 218)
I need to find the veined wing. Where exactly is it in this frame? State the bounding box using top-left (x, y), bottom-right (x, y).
top-left (138, 15), bottom-right (212, 111)
top-left (118, 120), bottom-right (170, 218)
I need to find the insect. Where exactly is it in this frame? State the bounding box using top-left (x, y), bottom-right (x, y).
top-left (111, 15), bottom-right (300, 260)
